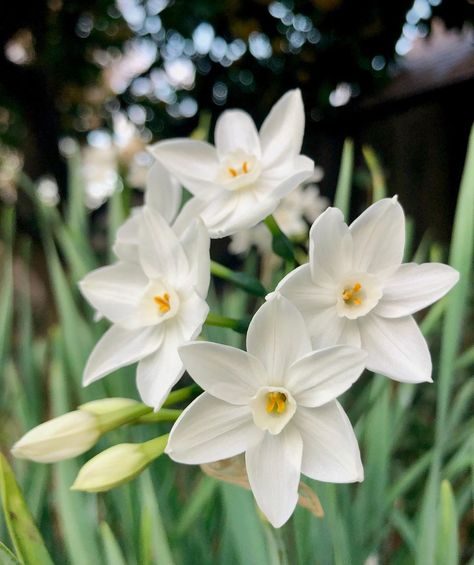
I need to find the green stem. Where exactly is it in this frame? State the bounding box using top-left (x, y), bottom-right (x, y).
top-left (264, 215), bottom-right (296, 264)
top-left (137, 409), bottom-right (183, 424)
top-left (163, 384), bottom-right (201, 406)
top-left (210, 260), bottom-right (267, 297)
top-left (205, 312), bottom-right (249, 334)
top-left (141, 434), bottom-right (170, 461)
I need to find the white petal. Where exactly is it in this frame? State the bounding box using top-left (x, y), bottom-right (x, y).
top-left (258, 155), bottom-right (314, 199)
top-left (274, 266), bottom-right (361, 349)
top-left (136, 324), bottom-right (185, 409)
top-left (138, 207), bottom-right (189, 283)
top-left (286, 346), bottom-right (367, 407)
top-left (209, 190), bottom-right (279, 238)
top-left (149, 139), bottom-right (221, 198)
top-left (246, 296), bottom-right (312, 384)
top-left (350, 197), bottom-right (405, 275)
top-left (259, 89), bottom-right (305, 169)
top-left (79, 262), bottom-right (148, 327)
top-left (145, 160), bottom-right (182, 224)
top-left (375, 262), bottom-right (459, 318)
top-left (295, 401), bottom-right (363, 483)
top-left (178, 219), bottom-right (211, 297)
top-left (179, 342), bottom-right (267, 404)
top-left (245, 426), bottom-right (303, 528)
top-left (166, 393), bottom-right (262, 464)
top-left (175, 290), bottom-right (209, 340)
top-left (309, 208), bottom-right (353, 284)
top-left (214, 110), bottom-right (261, 159)
top-left (113, 212), bottom-right (141, 262)
top-left (359, 314), bottom-right (432, 383)
top-left (83, 325), bottom-right (163, 386)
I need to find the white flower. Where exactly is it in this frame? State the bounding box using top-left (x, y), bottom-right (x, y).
top-left (228, 181), bottom-right (328, 256)
top-left (166, 296), bottom-right (366, 528)
top-left (274, 197), bottom-right (459, 383)
top-left (79, 207), bottom-right (210, 409)
top-left (149, 89), bottom-right (314, 238)
top-left (11, 411), bottom-right (100, 463)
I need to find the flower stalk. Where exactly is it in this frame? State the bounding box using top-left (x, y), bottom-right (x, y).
top-left (205, 312), bottom-right (250, 334)
top-left (210, 260), bottom-right (267, 297)
top-left (264, 215), bottom-right (297, 263)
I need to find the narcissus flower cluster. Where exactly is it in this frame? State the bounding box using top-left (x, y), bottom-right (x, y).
top-left (13, 89), bottom-right (459, 529)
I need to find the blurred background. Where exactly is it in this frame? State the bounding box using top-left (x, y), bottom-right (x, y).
top-left (1, 0), bottom-right (473, 237)
top-left (0, 2), bottom-right (473, 564)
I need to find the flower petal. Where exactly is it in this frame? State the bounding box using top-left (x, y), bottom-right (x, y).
top-left (286, 346), bottom-right (367, 407)
top-left (245, 425), bottom-right (303, 528)
top-left (178, 219), bottom-right (211, 297)
top-left (166, 393), bottom-right (261, 464)
top-left (113, 212), bottom-right (141, 262)
top-left (309, 207), bottom-right (353, 284)
top-left (149, 139), bottom-right (221, 198)
top-left (359, 314), bottom-right (432, 383)
top-left (258, 155), bottom-right (314, 199)
top-left (138, 207), bottom-right (189, 283)
top-left (349, 197), bottom-right (405, 276)
top-left (145, 160), bottom-right (182, 224)
top-left (294, 401), bottom-right (363, 483)
top-left (214, 109), bottom-right (261, 159)
top-left (259, 89), bottom-right (305, 169)
top-left (179, 342), bottom-right (267, 404)
top-left (83, 325), bottom-right (163, 386)
top-left (136, 324), bottom-right (185, 409)
top-left (79, 262), bottom-right (148, 327)
top-left (246, 296), bottom-right (312, 384)
top-left (174, 289), bottom-right (209, 340)
top-left (375, 262), bottom-right (459, 318)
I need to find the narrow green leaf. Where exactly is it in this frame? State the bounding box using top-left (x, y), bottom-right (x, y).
top-left (0, 540), bottom-right (20, 564)
top-left (176, 476), bottom-right (217, 537)
top-left (0, 454), bottom-right (53, 565)
top-left (0, 207), bottom-right (14, 371)
top-left (100, 522), bottom-right (127, 565)
top-left (362, 145), bottom-right (387, 202)
top-left (334, 139), bottom-right (354, 216)
top-left (435, 481), bottom-right (458, 565)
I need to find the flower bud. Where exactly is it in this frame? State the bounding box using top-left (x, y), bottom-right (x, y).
top-left (11, 411), bottom-right (100, 463)
top-left (71, 435), bottom-right (168, 493)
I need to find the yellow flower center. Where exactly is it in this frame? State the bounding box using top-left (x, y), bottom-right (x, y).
top-left (266, 392), bottom-right (287, 414)
top-left (153, 293), bottom-right (171, 314)
top-left (342, 282), bottom-right (363, 306)
top-left (228, 161), bottom-right (250, 178)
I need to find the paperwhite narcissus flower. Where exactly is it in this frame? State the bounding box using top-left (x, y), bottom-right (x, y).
top-left (274, 197), bottom-right (460, 383)
top-left (79, 207), bottom-right (210, 409)
top-left (149, 89), bottom-right (314, 238)
top-left (166, 296), bottom-right (366, 528)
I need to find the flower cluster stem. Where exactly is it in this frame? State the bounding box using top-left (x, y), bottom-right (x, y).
top-left (210, 261), bottom-right (267, 297)
top-left (205, 312), bottom-right (249, 334)
top-left (264, 215), bottom-right (297, 264)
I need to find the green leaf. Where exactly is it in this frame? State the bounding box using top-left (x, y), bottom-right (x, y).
top-left (0, 454), bottom-right (54, 565)
top-left (0, 540), bottom-right (20, 565)
top-left (435, 481), bottom-right (458, 565)
top-left (0, 207), bottom-right (14, 372)
top-left (100, 522), bottom-right (127, 565)
top-left (334, 139), bottom-right (354, 216)
top-left (362, 144), bottom-right (387, 202)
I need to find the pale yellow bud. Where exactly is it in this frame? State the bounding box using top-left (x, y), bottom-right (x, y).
top-left (72, 435), bottom-right (168, 493)
top-left (11, 411), bottom-right (100, 463)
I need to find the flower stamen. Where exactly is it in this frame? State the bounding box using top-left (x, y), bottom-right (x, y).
top-left (266, 392), bottom-right (287, 414)
top-left (227, 162), bottom-right (250, 178)
top-left (153, 293), bottom-right (171, 314)
top-left (228, 167), bottom-right (238, 177)
top-left (342, 282), bottom-right (363, 306)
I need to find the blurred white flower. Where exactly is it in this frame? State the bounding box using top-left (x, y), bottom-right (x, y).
top-left (82, 144), bottom-right (119, 209)
top-left (166, 296), bottom-right (365, 528)
top-left (274, 197), bottom-right (459, 383)
top-left (150, 89), bottom-right (314, 238)
top-left (37, 176), bottom-right (60, 207)
top-left (80, 207), bottom-right (210, 409)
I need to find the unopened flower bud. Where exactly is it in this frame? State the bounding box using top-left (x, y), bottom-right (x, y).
top-left (11, 411), bottom-right (100, 463)
top-left (12, 398), bottom-right (151, 463)
top-left (71, 435), bottom-right (169, 493)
